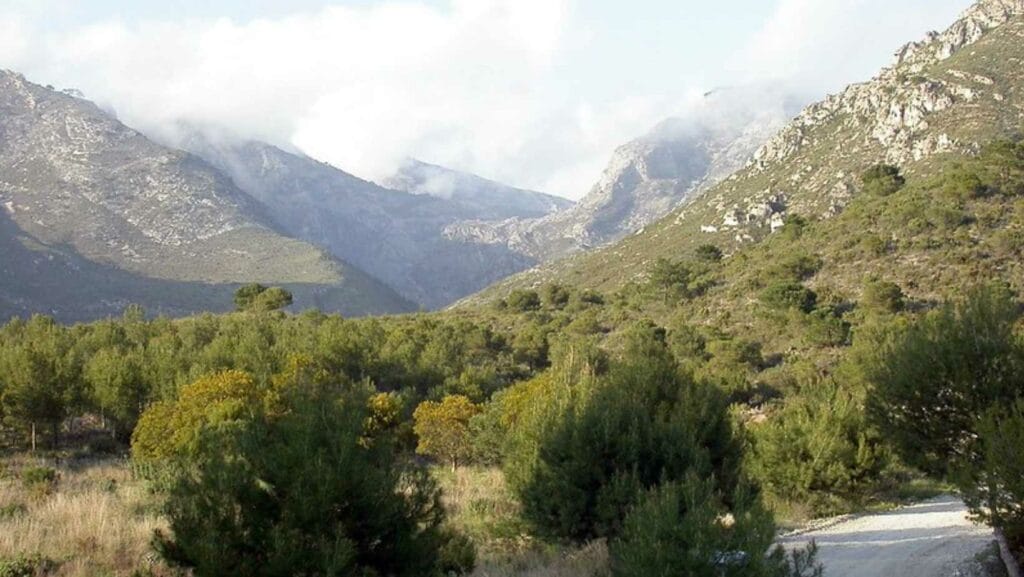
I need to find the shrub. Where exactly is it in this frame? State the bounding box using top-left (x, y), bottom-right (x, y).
top-left (156, 386), bottom-right (465, 577)
top-left (960, 398), bottom-right (1024, 551)
top-left (864, 285), bottom-right (1024, 476)
top-left (541, 284), bottom-right (571, 310)
top-left (20, 466), bottom-right (57, 497)
top-left (610, 476), bottom-right (817, 577)
top-left (860, 280), bottom-right (905, 314)
top-left (0, 555), bottom-right (58, 577)
top-left (761, 281), bottom-right (817, 313)
top-left (861, 164), bottom-right (905, 196)
top-left (749, 381), bottom-right (888, 516)
top-left (695, 243), bottom-right (723, 263)
top-left (506, 290), bottom-right (541, 312)
top-left (507, 328), bottom-right (741, 542)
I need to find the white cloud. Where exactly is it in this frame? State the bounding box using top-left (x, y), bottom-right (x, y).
top-left (0, 0), bottom-right (975, 200)
top-left (732, 0), bottom-right (970, 95)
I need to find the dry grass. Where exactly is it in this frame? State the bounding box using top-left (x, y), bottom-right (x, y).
top-left (0, 454), bottom-right (175, 576)
top-left (436, 466), bottom-right (610, 577)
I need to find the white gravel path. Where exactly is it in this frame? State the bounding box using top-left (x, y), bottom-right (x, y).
top-left (780, 496), bottom-right (996, 577)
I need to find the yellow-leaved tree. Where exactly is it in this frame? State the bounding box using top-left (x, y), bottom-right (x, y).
top-left (413, 395), bottom-right (481, 471)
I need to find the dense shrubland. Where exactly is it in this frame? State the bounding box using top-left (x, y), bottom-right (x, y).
top-left (0, 140), bottom-right (1022, 572)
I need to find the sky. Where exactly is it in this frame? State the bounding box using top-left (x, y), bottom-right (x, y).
top-left (0, 0), bottom-right (972, 199)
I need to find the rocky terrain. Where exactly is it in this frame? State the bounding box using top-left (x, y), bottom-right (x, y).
top-left (463, 0), bottom-right (1024, 302)
top-left (0, 71), bottom-right (413, 320)
top-left (445, 88), bottom-right (798, 262)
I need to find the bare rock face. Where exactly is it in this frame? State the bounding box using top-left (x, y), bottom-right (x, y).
top-left (0, 71), bottom-right (414, 319)
top-left (445, 88), bottom-right (798, 262)
top-left (752, 0), bottom-right (1024, 172)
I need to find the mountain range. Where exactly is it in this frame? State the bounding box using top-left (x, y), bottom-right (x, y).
top-left (463, 0), bottom-right (1024, 306)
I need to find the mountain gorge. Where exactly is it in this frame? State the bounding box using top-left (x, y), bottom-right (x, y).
top-left (177, 134), bottom-right (561, 308)
top-left (444, 89), bottom-right (798, 262)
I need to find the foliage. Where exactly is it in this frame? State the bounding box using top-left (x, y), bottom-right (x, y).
top-left (959, 398), bottom-right (1024, 550)
top-left (610, 475), bottom-right (817, 577)
top-left (156, 386), bottom-right (465, 577)
top-left (860, 279), bottom-right (905, 314)
top-left (861, 164), bottom-right (906, 196)
top-left (0, 554), bottom-right (58, 577)
top-left (506, 290), bottom-right (542, 312)
top-left (233, 284), bottom-right (293, 312)
top-left (695, 243), bottom-right (723, 263)
top-left (761, 281), bottom-right (817, 313)
top-left (749, 380), bottom-right (888, 515)
top-left (413, 395), bottom-right (482, 470)
top-left (863, 285), bottom-right (1024, 476)
top-left (131, 370), bottom-right (265, 462)
top-left (507, 327), bottom-right (741, 542)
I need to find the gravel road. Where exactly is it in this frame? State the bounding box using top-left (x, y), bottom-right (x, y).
top-left (780, 496), bottom-right (997, 577)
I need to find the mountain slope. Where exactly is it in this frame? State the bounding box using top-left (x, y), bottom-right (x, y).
top-left (463, 0), bottom-right (1024, 303)
top-left (445, 89), bottom-right (797, 262)
top-left (179, 135), bottom-right (537, 308)
top-left (0, 70), bottom-right (413, 319)
top-left (382, 159), bottom-right (572, 220)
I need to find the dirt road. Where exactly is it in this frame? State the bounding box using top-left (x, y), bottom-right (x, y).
top-left (780, 496), bottom-right (997, 577)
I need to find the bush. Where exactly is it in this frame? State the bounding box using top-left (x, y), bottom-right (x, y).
top-left (860, 280), bottom-right (905, 314)
top-left (506, 290), bottom-right (541, 312)
top-left (156, 386), bottom-right (466, 577)
top-left (749, 381), bottom-right (888, 516)
top-left (864, 285), bottom-right (1024, 476)
top-left (610, 476), bottom-right (819, 577)
top-left (541, 284), bottom-right (571, 310)
top-left (761, 281), bottom-right (817, 313)
top-left (861, 164), bottom-right (905, 196)
top-left (960, 398), bottom-right (1024, 551)
top-left (695, 244), bottom-right (723, 263)
top-left (20, 466), bottom-right (57, 497)
top-left (507, 328), bottom-right (741, 542)
top-left (0, 555), bottom-right (58, 577)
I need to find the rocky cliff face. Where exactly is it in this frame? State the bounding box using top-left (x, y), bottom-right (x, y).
top-left (179, 135), bottom-right (540, 309)
top-left (0, 71), bottom-right (413, 319)
top-left (461, 0), bottom-right (1024, 303)
top-left (444, 89), bottom-right (797, 262)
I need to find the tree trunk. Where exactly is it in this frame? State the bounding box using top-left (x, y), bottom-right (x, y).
top-left (30, 422), bottom-right (36, 453)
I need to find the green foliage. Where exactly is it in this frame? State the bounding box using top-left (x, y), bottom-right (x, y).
top-left (749, 380), bottom-right (888, 515)
top-left (131, 370), bottom-right (265, 462)
top-left (506, 290), bottom-right (541, 312)
top-left (20, 466), bottom-right (58, 497)
top-left (0, 555), bottom-right (58, 577)
top-left (861, 164), bottom-right (906, 196)
top-left (507, 328), bottom-right (741, 542)
top-left (541, 284), bottom-right (571, 310)
top-left (761, 281), bottom-right (817, 313)
top-left (695, 243), bottom-right (723, 263)
top-left (156, 386), bottom-right (465, 577)
top-left (960, 398), bottom-right (1024, 550)
top-left (863, 285), bottom-right (1024, 476)
top-left (413, 395), bottom-right (482, 470)
top-left (610, 476), bottom-right (812, 577)
top-left (233, 284), bottom-right (293, 312)
top-left (860, 279), bottom-right (905, 314)
top-left (648, 258), bottom-right (708, 302)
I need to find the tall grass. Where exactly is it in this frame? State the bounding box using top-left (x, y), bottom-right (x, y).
top-left (0, 455), bottom-right (174, 576)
